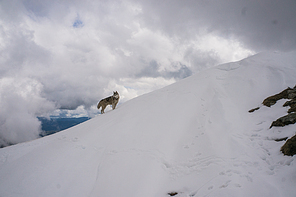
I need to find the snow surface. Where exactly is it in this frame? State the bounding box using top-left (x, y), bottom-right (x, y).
top-left (1, 51), bottom-right (296, 197)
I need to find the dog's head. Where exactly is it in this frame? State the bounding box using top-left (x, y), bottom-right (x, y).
top-left (113, 91), bottom-right (119, 99)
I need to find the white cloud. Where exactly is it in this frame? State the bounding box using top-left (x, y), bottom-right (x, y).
top-left (108, 77), bottom-right (176, 102)
top-left (0, 77), bottom-right (55, 146)
top-left (195, 34), bottom-right (255, 63)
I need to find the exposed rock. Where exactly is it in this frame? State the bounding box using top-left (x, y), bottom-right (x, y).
top-left (274, 137), bottom-right (288, 142)
top-left (281, 135), bottom-right (296, 156)
top-left (283, 99), bottom-right (296, 113)
top-left (248, 107), bottom-right (260, 113)
top-left (283, 99), bottom-right (296, 107)
top-left (250, 85), bottom-right (296, 156)
top-left (270, 113), bottom-right (296, 128)
top-left (262, 87), bottom-right (292, 107)
top-left (168, 192), bottom-right (178, 196)
top-left (287, 88), bottom-right (296, 99)
top-left (261, 86), bottom-right (296, 128)
top-left (288, 105), bottom-right (296, 113)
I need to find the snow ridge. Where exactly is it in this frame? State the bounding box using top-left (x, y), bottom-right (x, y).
top-left (0, 51), bottom-right (296, 197)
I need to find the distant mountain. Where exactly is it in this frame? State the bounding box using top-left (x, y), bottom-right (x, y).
top-left (38, 117), bottom-right (90, 137)
top-left (1, 51), bottom-right (296, 197)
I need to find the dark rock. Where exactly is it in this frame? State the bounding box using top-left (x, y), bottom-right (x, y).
top-left (287, 89), bottom-right (296, 99)
top-left (281, 135), bottom-right (296, 156)
top-left (283, 99), bottom-right (296, 107)
top-left (250, 85), bottom-right (296, 156)
top-left (283, 99), bottom-right (296, 113)
top-left (262, 87), bottom-right (292, 107)
top-left (274, 137), bottom-right (288, 142)
top-left (248, 107), bottom-right (260, 113)
top-left (168, 192), bottom-right (178, 196)
top-left (270, 113), bottom-right (296, 128)
top-left (288, 105), bottom-right (296, 113)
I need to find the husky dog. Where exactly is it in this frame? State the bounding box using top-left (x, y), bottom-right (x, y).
top-left (97, 91), bottom-right (120, 114)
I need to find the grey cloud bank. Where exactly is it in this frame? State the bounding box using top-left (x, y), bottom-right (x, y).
top-left (0, 0), bottom-right (295, 146)
top-left (137, 0), bottom-right (296, 51)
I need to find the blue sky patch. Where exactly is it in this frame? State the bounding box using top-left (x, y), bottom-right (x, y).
top-left (73, 17), bottom-right (84, 28)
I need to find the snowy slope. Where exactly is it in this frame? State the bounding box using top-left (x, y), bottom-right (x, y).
top-left (1, 51), bottom-right (296, 197)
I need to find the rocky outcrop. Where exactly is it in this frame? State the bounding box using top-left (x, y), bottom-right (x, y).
top-left (281, 135), bottom-right (296, 156)
top-left (262, 87), bottom-right (292, 107)
top-left (248, 107), bottom-right (260, 113)
top-left (262, 85), bottom-right (296, 107)
top-left (249, 85), bottom-right (296, 156)
top-left (168, 192), bottom-right (178, 196)
top-left (270, 113), bottom-right (296, 128)
top-left (267, 85), bottom-right (296, 129)
top-left (249, 85), bottom-right (296, 114)
top-left (249, 85), bottom-right (296, 128)
top-left (283, 99), bottom-right (296, 113)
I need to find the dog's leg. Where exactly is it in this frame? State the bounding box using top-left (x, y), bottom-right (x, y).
top-left (101, 105), bottom-right (106, 114)
top-left (112, 102), bottom-right (117, 110)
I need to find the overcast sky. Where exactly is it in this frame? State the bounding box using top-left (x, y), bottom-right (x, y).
top-left (1, 0), bottom-right (296, 146)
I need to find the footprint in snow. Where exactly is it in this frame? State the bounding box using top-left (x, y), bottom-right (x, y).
top-left (219, 180), bottom-right (231, 188)
top-left (72, 137), bottom-right (78, 142)
top-left (208, 186), bottom-right (214, 190)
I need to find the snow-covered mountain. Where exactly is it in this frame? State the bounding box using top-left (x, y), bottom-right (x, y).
top-left (1, 51), bottom-right (296, 197)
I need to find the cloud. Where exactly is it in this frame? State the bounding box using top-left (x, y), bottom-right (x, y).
top-left (135, 0), bottom-right (296, 51)
top-left (0, 78), bottom-right (55, 147)
top-left (136, 60), bottom-right (192, 79)
top-left (1, 0), bottom-right (294, 146)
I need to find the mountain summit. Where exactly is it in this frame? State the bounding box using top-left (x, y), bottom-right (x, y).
top-left (1, 51), bottom-right (296, 197)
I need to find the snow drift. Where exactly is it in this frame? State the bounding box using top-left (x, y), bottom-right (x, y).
top-left (1, 51), bottom-right (296, 197)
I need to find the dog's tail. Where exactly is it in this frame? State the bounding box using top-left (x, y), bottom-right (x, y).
top-left (97, 102), bottom-right (101, 109)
